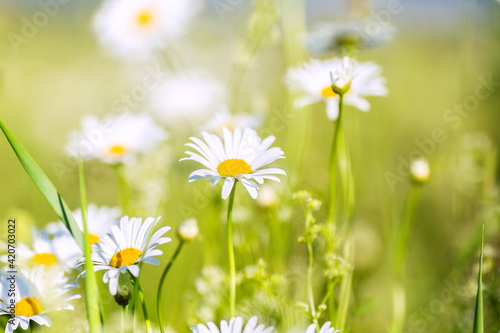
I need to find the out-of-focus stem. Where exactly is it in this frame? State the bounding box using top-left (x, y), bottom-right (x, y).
top-left (227, 184), bottom-right (237, 317)
top-left (328, 94), bottom-right (344, 225)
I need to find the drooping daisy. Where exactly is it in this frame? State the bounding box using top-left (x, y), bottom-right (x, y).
top-left (6, 228), bottom-right (80, 271)
top-left (85, 216), bottom-right (171, 295)
top-left (306, 322), bottom-right (340, 333)
top-left (92, 0), bottom-right (203, 60)
top-left (149, 72), bottom-right (225, 125)
top-left (285, 57), bottom-right (388, 120)
top-left (306, 20), bottom-right (395, 55)
top-left (0, 267), bottom-right (80, 333)
top-left (203, 108), bottom-right (263, 135)
top-left (65, 112), bottom-right (167, 165)
top-left (181, 127), bottom-right (286, 199)
top-left (193, 316), bottom-right (274, 333)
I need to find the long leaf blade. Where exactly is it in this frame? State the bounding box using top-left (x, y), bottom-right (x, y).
top-left (0, 120), bottom-right (84, 249)
top-left (472, 225), bottom-right (485, 333)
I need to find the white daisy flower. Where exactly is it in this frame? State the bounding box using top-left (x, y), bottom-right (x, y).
top-left (181, 127), bottom-right (286, 199)
top-left (203, 108), bottom-right (263, 135)
top-left (150, 72), bottom-right (225, 126)
top-left (65, 112), bottom-right (167, 165)
top-left (0, 267), bottom-right (80, 333)
top-left (285, 57), bottom-right (388, 120)
top-left (307, 20), bottom-right (395, 54)
top-left (193, 316), bottom-right (274, 333)
top-left (4, 228), bottom-right (79, 271)
top-left (84, 216), bottom-right (171, 295)
top-left (306, 322), bottom-right (340, 333)
top-left (47, 204), bottom-right (121, 245)
top-left (92, 0), bottom-right (202, 60)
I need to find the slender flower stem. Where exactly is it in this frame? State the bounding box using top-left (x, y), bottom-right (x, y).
top-left (113, 163), bottom-right (132, 215)
top-left (391, 182), bottom-right (423, 333)
top-left (136, 282), bottom-right (152, 333)
top-left (157, 241), bottom-right (185, 333)
top-left (227, 183), bottom-right (237, 317)
top-left (327, 94), bottom-right (345, 225)
top-left (305, 212), bottom-right (319, 332)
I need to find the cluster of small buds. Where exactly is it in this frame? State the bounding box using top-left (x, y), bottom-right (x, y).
top-left (293, 191), bottom-right (322, 211)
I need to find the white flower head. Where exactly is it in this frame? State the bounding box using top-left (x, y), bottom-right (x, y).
top-left (410, 158), bottom-right (430, 183)
top-left (306, 322), bottom-right (340, 333)
top-left (92, 0), bottom-right (203, 60)
top-left (65, 112), bottom-right (167, 165)
top-left (84, 216), bottom-right (171, 295)
top-left (306, 20), bottom-right (396, 54)
top-left (203, 108), bottom-right (263, 135)
top-left (181, 127), bottom-right (286, 199)
top-left (285, 57), bottom-right (388, 120)
top-left (177, 218), bottom-right (199, 242)
top-left (6, 228), bottom-right (79, 271)
top-left (150, 72), bottom-right (225, 126)
top-left (193, 316), bottom-right (274, 333)
top-left (331, 56), bottom-right (357, 94)
top-left (0, 266), bottom-right (80, 333)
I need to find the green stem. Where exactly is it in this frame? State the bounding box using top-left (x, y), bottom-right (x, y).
top-left (327, 94), bottom-right (344, 225)
top-left (137, 282), bottom-right (152, 333)
top-left (113, 163), bottom-right (132, 215)
top-left (227, 183), bottom-right (237, 317)
top-left (157, 242), bottom-right (185, 333)
top-left (305, 214), bottom-right (319, 331)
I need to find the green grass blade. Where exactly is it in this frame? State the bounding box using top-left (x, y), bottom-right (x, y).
top-left (0, 120), bottom-right (84, 249)
top-left (77, 144), bottom-right (103, 332)
top-left (472, 225), bottom-right (485, 333)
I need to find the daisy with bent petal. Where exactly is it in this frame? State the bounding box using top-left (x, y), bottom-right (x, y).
top-left (193, 316), bottom-right (274, 333)
top-left (86, 216), bottom-right (171, 295)
top-left (0, 267), bottom-right (80, 333)
top-left (93, 0), bottom-right (202, 60)
top-left (65, 112), bottom-right (167, 165)
top-left (285, 56), bottom-right (387, 120)
top-left (181, 127), bottom-right (286, 199)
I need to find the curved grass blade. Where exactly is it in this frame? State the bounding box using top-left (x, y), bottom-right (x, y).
top-left (472, 225), bottom-right (485, 333)
top-left (0, 120), bottom-right (83, 249)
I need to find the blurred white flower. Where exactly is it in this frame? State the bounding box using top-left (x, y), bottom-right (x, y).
top-left (82, 216), bottom-right (171, 295)
top-left (6, 228), bottom-right (79, 271)
top-left (192, 316), bottom-right (274, 333)
top-left (65, 112), bottom-right (167, 165)
top-left (0, 266), bottom-right (80, 333)
top-left (410, 158), bottom-right (430, 183)
top-left (181, 127), bottom-right (286, 199)
top-left (203, 108), bottom-right (263, 135)
top-left (307, 20), bottom-right (396, 54)
top-left (285, 57), bottom-right (387, 120)
top-left (256, 185), bottom-right (280, 210)
top-left (306, 322), bottom-right (340, 333)
top-left (177, 218), bottom-right (199, 242)
top-left (150, 72), bottom-right (225, 125)
top-left (92, 0), bottom-right (202, 60)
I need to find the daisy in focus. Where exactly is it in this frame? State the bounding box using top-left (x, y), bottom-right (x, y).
top-left (193, 316), bottom-right (274, 333)
top-left (92, 0), bottom-right (202, 59)
top-left (150, 72), bottom-right (225, 126)
top-left (8, 228), bottom-right (80, 271)
top-left (84, 216), bottom-right (171, 295)
top-left (203, 108), bottom-right (263, 135)
top-left (65, 112), bottom-right (167, 165)
top-left (306, 322), bottom-right (340, 333)
top-left (285, 56), bottom-right (388, 120)
top-left (0, 267), bottom-right (80, 333)
top-left (181, 127), bottom-right (286, 199)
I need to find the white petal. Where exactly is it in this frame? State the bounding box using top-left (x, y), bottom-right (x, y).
top-left (221, 178), bottom-right (235, 199)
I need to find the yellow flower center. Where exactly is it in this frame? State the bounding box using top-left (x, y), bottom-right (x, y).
top-left (31, 253), bottom-right (57, 266)
top-left (217, 159), bottom-right (251, 177)
top-left (136, 10), bottom-right (153, 27)
top-left (321, 86), bottom-right (337, 98)
top-left (15, 297), bottom-right (43, 317)
top-left (110, 248), bottom-right (142, 268)
top-left (88, 234), bottom-right (99, 245)
top-left (108, 145), bottom-right (128, 156)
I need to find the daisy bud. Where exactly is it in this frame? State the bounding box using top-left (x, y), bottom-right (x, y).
top-left (114, 285), bottom-right (131, 306)
top-left (256, 185), bottom-right (280, 210)
top-left (177, 218), bottom-right (199, 242)
top-left (410, 158), bottom-right (430, 183)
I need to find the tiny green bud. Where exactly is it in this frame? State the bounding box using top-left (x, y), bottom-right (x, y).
top-left (114, 285), bottom-right (131, 306)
